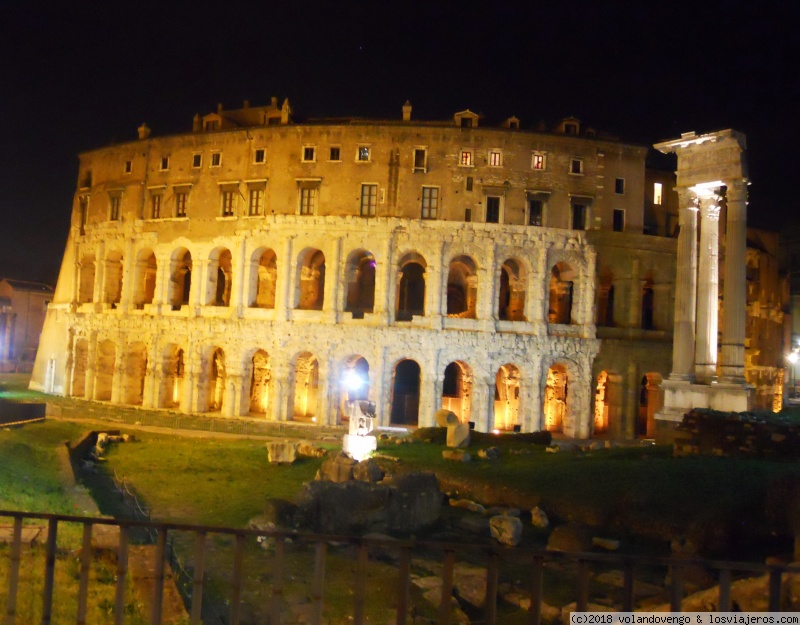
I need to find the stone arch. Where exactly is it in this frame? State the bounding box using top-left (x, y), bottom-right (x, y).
top-left (499, 258), bottom-right (527, 321)
top-left (596, 267), bottom-right (615, 327)
top-left (94, 339), bottom-right (116, 401)
top-left (103, 250), bottom-right (124, 307)
top-left (296, 248), bottom-right (326, 310)
top-left (494, 364), bottom-right (521, 431)
top-left (594, 370), bottom-right (623, 435)
top-left (543, 363), bottom-right (569, 432)
top-left (169, 248), bottom-right (192, 310)
top-left (132, 248), bottom-right (157, 309)
top-left (638, 372), bottom-right (663, 437)
top-left (549, 261), bottom-right (576, 324)
top-left (396, 252), bottom-right (426, 321)
top-left (71, 337), bottom-right (89, 398)
top-left (248, 247), bottom-right (277, 309)
top-left (159, 343), bottom-right (185, 408)
top-left (209, 247), bottom-right (233, 306)
top-left (291, 351), bottom-right (319, 421)
top-left (441, 360), bottom-right (472, 424)
top-left (390, 359), bottom-right (421, 425)
top-left (78, 254), bottom-right (96, 303)
top-left (344, 250), bottom-right (376, 319)
top-left (207, 347), bottom-right (226, 412)
top-left (446, 255), bottom-right (478, 318)
top-left (340, 355), bottom-right (370, 422)
top-left (122, 342), bottom-right (148, 405)
top-left (249, 349), bottom-right (272, 414)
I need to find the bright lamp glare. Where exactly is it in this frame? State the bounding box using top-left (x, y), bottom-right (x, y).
top-left (788, 352), bottom-right (799, 364)
top-left (344, 371), bottom-right (363, 391)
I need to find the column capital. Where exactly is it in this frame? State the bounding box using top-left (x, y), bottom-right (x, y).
top-left (725, 180), bottom-right (748, 203)
top-left (699, 200), bottom-right (721, 222)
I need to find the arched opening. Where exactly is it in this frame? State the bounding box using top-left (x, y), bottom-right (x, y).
top-left (78, 255), bottom-right (96, 303)
top-left (499, 259), bottom-right (526, 321)
top-left (594, 371), bottom-right (609, 434)
top-left (249, 248), bottom-right (277, 309)
top-left (641, 279), bottom-right (655, 330)
top-left (543, 364), bottom-right (568, 432)
top-left (249, 350), bottom-right (271, 414)
top-left (94, 340), bottom-right (116, 401)
top-left (549, 262), bottom-right (575, 324)
top-left (594, 371), bottom-right (623, 436)
top-left (639, 373), bottom-right (663, 437)
top-left (441, 361), bottom-right (472, 424)
top-left (71, 338), bottom-right (88, 398)
top-left (103, 251), bottom-right (124, 308)
top-left (208, 348), bottom-right (225, 412)
top-left (211, 248), bottom-right (233, 306)
top-left (494, 364), bottom-right (521, 431)
top-left (296, 249), bottom-right (326, 310)
top-left (344, 250), bottom-right (376, 319)
top-left (390, 359), bottom-right (420, 425)
top-left (133, 249), bottom-right (157, 309)
top-left (340, 356), bottom-right (370, 422)
top-left (396, 253), bottom-right (426, 321)
top-left (169, 249), bottom-right (192, 310)
top-left (446, 255), bottom-right (478, 318)
top-left (292, 352), bottom-right (319, 421)
top-left (159, 345), bottom-right (184, 408)
top-left (123, 342), bottom-right (148, 405)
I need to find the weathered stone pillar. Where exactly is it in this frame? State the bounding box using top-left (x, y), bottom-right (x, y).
top-left (316, 359), bottom-right (331, 425)
top-left (526, 359), bottom-right (543, 432)
top-left (720, 181), bottom-right (748, 383)
top-left (323, 238), bottom-right (342, 323)
top-left (471, 376), bottom-right (494, 432)
top-left (627, 258), bottom-right (641, 328)
top-left (418, 369), bottom-right (436, 428)
top-left (694, 197), bottom-right (721, 382)
top-left (110, 345), bottom-right (125, 404)
top-left (275, 237), bottom-right (294, 321)
top-left (270, 363), bottom-right (288, 422)
top-left (142, 337), bottom-right (158, 408)
top-left (669, 189), bottom-right (698, 381)
top-left (230, 239), bottom-right (247, 317)
top-left (222, 372), bottom-right (243, 417)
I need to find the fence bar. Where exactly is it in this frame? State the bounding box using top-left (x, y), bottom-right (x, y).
top-left (484, 550), bottom-right (499, 625)
top-left (189, 531), bottom-right (207, 625)
top-left (40, 517), bottom-right (58, 625)
top-left (718, 568), bottom-right (732, 612)
top-left (310, 541), bottom-right (328, 625)
top-left (229, 534), bottom-right (246, 625)
top-left (151, 527), bottom-right (168, 625)
top-left (670, 565), bottom-right (683, 612)
top-left (114, 526), bottom-right (129, 625)
top-left (438, 549), bottom-right (456, 625)
top-left (395, 546), bottom-right (411, 625)
top-left (76, 522), bottom-right (93, 625)
top-left (353, 543), bottom-right (369, 625)
top-left (768, 569), bottom-right (782, 611)
top-left (528, 556), bottom-right (544, 625)
top-left (576, 559), bottom-right (590, 611)
top-left (5, 517), bottom-right (23, 625)
top-left (270, 538), bottom-right (286, 625)
top-left (622, 560), bottom-right (634, 612)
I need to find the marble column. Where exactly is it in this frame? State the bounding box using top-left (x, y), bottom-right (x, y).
top-left (694, 197), bottom-right (721, 382)
top-left (720, 181), bottom-right (748, 383)
top-left (669, 189), bottom-right (699, 381)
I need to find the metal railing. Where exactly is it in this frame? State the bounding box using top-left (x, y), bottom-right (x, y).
top-left (2, 508), bottom-right (799, 625)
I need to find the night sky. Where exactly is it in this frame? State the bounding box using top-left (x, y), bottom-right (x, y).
top-left (1, 0), bottom-right (797, 285)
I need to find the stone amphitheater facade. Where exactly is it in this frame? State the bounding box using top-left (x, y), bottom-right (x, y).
top-left (31, 100), bottom-right (661, 437)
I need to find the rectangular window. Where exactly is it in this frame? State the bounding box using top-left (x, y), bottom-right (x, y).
top-left (254, 148), bottom-right (266, 164)
top-left (221, 190), bottom-right (235, 216)
top-left (485, 196), bottom-right (501, 223)
top-left (465, 177), bottom-right (473, 192)
top-left (413, 148), bottom-right (427, 172)
top-left (654, 182), bottom-right (663, 205)
top-left (303, 146), bottom-right (316, 162)
top-left (299, 186), bottom-right (318, 215)
top-left (615, 178), bottom-right (625, 194)
top-left (531, 152), bottom-right (546, 170)
top-left (360, 184), bottom-right (378, 217)
top-left (79, 196), bottom-right (88, 232)
top-left (613, 208), bottom-right (625, 232)
top-left (571, 203), bottom-right (586, 230)
top-left (488, 150), bottom-right (502, 167)
top-left (528, 199), bottom-right (543, 226)
top-left (464, 208), bottom-right (472, 222)
top-left (192, 153), bottom-right (202, 168)
top-left (570, 158), bottom-right (584, 175)
top-left (249, 188), bottom-right (264, 216)
top-left (175, 190), bottom-right (188, 217)
top-left (421, 186), bottom-right (439, 220)
top-left (211, 152), bottom-right (221, 167)
top-left (204, 120), bottom-right (219, 131)
top-left (151, 194), bottom-right (162, 219)
top-left (160, 156), bottom-right (170, 171)
top-left (124, 160), bottom-right (132, 174)
top-left (357, 146), bottom-right (371, 162)
top-left (329, 146), bottom-right (341, 161)
top-left (109, 194), bottom-right (121, 221)
top-left (460, 149), bottom-right (474, 167)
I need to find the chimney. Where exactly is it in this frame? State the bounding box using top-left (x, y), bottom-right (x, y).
top-left (243, 99), bottom-right (250, 109)
top-left (281, 98), bottom-right (291, 124)
top-left (217, 102), bottom-right (223, 114)
top-left (402, 100), bottom-right (412, 122)
top-left (192, 113), bottom-right (201, 132)
top-left (137, 123), bottom-right (151, 140)
top-left (271, 96), bottom-right (278, 108)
